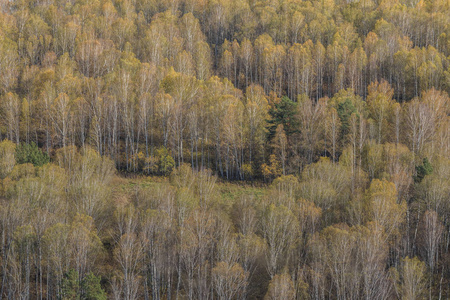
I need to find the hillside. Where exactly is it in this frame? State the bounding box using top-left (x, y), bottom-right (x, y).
top-left (0, 0), bottom-right (449, 299)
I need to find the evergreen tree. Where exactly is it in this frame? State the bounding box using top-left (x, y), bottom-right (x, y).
top-left (15, 142), bottom-right (50, 166)
top-left (414, 158), bottom-right (433, 183)
top-left (81, 273), bottom-right (107, 300)
top-left (60, 269), bottom-right (79, 300)
top-left (267, 96), bottom-right (299, 140)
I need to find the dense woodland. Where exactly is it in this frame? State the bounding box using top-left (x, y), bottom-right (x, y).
top-left (0, 0), bottom-right (449, 299)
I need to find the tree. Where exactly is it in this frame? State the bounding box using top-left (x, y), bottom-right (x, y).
top-left (82, 272), bottom-right (107, 300)
top-left (0, 139), bottom-right (15, 179)
top-left (156, 146), bottom-right (175, 176)
top-left (160, 68), bottom-right (200, 166)
top-left (267, 96), bottom-right (299, 139)
top-left (328, 89), bottom-right (365, 142)
top-left (221, 94), bottom-right (245, 179)
top-left (43, 223), bottom-right (71, 299)
top-left (56, 147), bottom-right (114, 221)
top-left (264, 273), bottom-right (295, 300)
top-left (15, 142), bottom-right (50, 166)
top-left (273, 125), bottom-right (287, 176)
top-left (404, 89), bottom-right (449, 156)
top-left (111, 205), bottom-right (143, 300)
top-left (60, 269), bottom-right (79, 300)
top-left (260, 203), bottom-right (297, 278)
top-left (261, 154), bottom-right (282, 182)
top-left (325, 107), bottom-right (340, 162)
top-left (60, 269), bottom-right (107, 300)
top-left (0, 37), bottom-right (19, 94)
top-left (416, 156), bottom-right (450, 218)
top-left (286, 42), bottom-right (315, 99)
top-left (237, 233), bottom-right (265, 293)
top-left (76, 39), bottom-right (118, 78)
top-left (414, 157), bottom-right (433, 183)
top-left (9, 225), bottom-right (36, 299)
top-left (51, 92), bottom-right (72, 149)
top-left (112, 231), bottom-right (142, 300)
top-left (417, 210), bottom-right (443, 295)
top-left (366, 80), bottom-right (394, 144)
top-left (392, 257), bottom-right (427, 300)
top-left (356, 224), bottom-right (392, 300)
top-left (309, 224), bottom-right (392, 300)
top-left (178, 207), bottom-right (216, 299)
top-left (194, 41), bottom-right (212, 80)
top-left (365, 179), bottom-right (406, 243)
top-left (245, 84), bottom-right (269, 174)
top-left (1, 93), bottom-right (20, 144)
top-left (240, 39), bottom-right (254, 88)
top-left (299, 157), bottom-right (352, 223)
top-left (309, 225), bottom-right (359, 300)
top-left (297, 95), bottom-right (326, 163)
top-left (140, 204), bottom-right (176, 300)
top-left (212, 261), bottom-right (248, 300)
top-left (69, 214), bottom-right (103, 282)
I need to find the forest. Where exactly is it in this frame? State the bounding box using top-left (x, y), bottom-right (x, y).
top-left (0, 0), bottom-right (449, 298)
